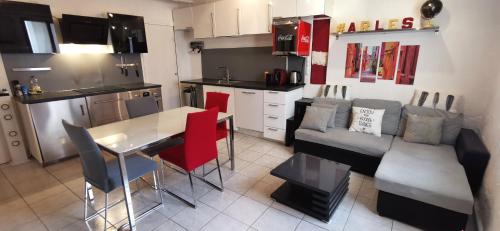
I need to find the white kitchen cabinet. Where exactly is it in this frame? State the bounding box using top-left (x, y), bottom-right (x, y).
top-left (235, 89), bottom-right (263, 132)
top-left (202, 85), bottom-right (236, 126)
top-left (192, 3), bottom-right (215, 38)
top-left (263, 88), bottom-right (303, 142)
top-left (173, 7), bottom-right (193, 30)
top-left (270, 0), bottom-right (297, 18)
top-left (214, 0), bottom-right (239, 36)
top-left (297, 0), bottom-right (334, 17)
top-left (239, 0), bottom-right (272, 35)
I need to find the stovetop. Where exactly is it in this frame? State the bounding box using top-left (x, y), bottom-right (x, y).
top-left (73, 86), bottom-right (126, 94)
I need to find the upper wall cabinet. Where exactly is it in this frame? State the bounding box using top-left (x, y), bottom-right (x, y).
top-left (270, 0), bottom-right (297, 18)
top-left (214, 0), bottom-right (239, 37)
top-left (181, 0), bottom-right (333, 39)
top-left (270, 0), bottom-right (333, 18)
top-left (297, 0), bottom-right (333, 17)
top-left (108, 13), bottom-right (148, 53)
top-left (192, 3), bottom-right (215, 39)
top-left (173, 7), bottom-right (193, 30)
top-left (239, 0), bottom-right (272, 35)
top-left (0, 1), bottom-right (58, 53)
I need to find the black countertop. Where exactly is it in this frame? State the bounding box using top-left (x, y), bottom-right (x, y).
top-left (15, 83), bottom-right (161, 104)
top-left (180, 79), bottom-right (305, 92)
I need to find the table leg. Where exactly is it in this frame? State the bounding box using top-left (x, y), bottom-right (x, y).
top-left (229, 116), bottom-right (235, 170)
top-left (117, 153), bottom-right (136, 230)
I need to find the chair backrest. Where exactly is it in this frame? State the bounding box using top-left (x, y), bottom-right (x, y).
top-left (205, 92), bottom-right (229, 113)
top-left (62, 120), bottom-right (109, 191)
top-left (183, 107), bottom-right (219, 171)
top-left (126, 96), bottom-right (159, 119)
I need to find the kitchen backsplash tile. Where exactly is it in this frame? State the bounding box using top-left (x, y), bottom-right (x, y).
top-left (1, 53), bottom-right (143, 92)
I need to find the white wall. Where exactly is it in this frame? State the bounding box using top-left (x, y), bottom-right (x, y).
top-left (478, 69), bottom-right (500, 230)
top-left (300, 0), bottom-right (500, 128)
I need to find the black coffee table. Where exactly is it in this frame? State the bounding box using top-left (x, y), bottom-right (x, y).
top-left (270, 152), bottom-right (351, 222)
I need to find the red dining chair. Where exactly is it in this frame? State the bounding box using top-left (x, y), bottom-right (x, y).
top-left (204, 92), bottom-right (230, 174)
top-left (158, 107), bottom-right (223, 207)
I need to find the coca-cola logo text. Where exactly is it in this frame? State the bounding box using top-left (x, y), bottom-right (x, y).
top-left (277, 34), bottom-right (293, 41)
top-left (300, 35), bottom-right (310, 43)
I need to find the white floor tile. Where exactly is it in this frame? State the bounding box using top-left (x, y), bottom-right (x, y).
top-left (270, 201), bottom-right (304, 219)
top-left (199, 189), bottom-right (241, 211)
top-left (303, 208), bottom-right (350, 231)
top-left (224, 173), bottom-right (260, 194)
top-left (244, 181), bottom-right (279, 206)
top-left (201, 213), bottom-right (248, 231)
top-left (295, 220), bottom-right (328, 231)
top-left (171, 202), bottom-right (219, 231)
top-left (223, 196), bottom-right (268, 226)
top-left (153, 219), bottom-right (187, 231)
top-left (252, 207), bottom-right (301, 231)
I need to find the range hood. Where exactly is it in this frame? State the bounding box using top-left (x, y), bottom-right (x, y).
top-left (60, 14), bottom-right (109, 45)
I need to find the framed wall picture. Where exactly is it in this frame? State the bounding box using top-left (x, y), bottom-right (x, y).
top-left (360, 45), bottom-right (380, 83)
top-left (378, 41), bottom-right (400, 80)
top-left (344, 43), bottom-right (362, 78)
top-left (396, 45), bottom-right (420, 85)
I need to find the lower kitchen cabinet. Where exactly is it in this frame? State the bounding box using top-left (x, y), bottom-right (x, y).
top-left (235, 88), bottom-right (263, 132)
top-left (17, 97), bottom-right (91, 165)
top-left (263, 88), bottom-right (303, 142)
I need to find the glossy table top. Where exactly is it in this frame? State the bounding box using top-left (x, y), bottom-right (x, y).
top-left (271, 153), bottom-right (351, 195)
top-left (87, 106), bottom-right (232, 155)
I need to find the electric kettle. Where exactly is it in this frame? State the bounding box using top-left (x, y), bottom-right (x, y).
top-left (289, 71), bottom-right (302, 84)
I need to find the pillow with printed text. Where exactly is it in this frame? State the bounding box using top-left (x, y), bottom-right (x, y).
top-left (349, 107), bottom-right (385, 137)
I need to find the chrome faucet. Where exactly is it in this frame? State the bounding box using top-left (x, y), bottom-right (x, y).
top-left (218, 66), bottom-right (231, 82)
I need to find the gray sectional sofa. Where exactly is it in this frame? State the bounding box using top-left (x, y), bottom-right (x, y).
top-left (293, 98), bottom-right (490, 230)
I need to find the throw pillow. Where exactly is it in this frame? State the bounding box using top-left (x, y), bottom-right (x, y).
top-left (313, 97), bottom-right (352, 128)
top-left (349, 107), bottom-right (385, 137)
top-left (397, 104), bottom-right (463, 145)
top-left (311, 103), bottom-right (338, 128)
top-left (300, 106), bottom-right (334, 132)
top-left (403, 114), bottom-right (444, 145)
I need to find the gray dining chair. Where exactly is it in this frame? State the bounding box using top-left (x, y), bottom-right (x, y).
top-left (125, 97), bottom-right (185, 178)
top-left (125, 96), bottom-right (159, 119)
top-left (62, 120), bottom-right (162, 230)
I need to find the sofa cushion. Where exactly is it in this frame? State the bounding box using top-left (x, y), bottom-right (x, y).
top-left (313, 97), bottom-right (352, 128)
top-left (397, 105), bottom-right (463, 145)
top-left (311, 103), bottom-right (338, 128)
top-left (403, 113), bottom-right (444, 145)
top-left (352, 99), bottom-right (402, 136)
top-left (300, 106), bottom-right (334, 132)
top-left (295, 127), bottom-right (393, 157)
top-left (375, 137), bottom-right (474, 214)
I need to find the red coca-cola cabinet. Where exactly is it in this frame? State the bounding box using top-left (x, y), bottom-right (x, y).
top-left (272, 18), bottom-right (311, 56)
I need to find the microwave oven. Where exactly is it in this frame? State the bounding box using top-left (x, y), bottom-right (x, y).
top-left (272, 18), bottom-right (311, 56)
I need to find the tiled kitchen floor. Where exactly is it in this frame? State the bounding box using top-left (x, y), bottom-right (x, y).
top-left (0, 133), bottom-right (471, 231)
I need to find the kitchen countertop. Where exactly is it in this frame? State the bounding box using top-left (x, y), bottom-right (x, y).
top-left (15, 83), bottom-right (161, 104)
top-left (180, 79), bottom-right (305, 92)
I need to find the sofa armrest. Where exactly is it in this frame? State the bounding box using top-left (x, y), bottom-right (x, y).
top-left (454, 128), bottom-right (490, 196)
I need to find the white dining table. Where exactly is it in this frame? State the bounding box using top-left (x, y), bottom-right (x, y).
top-left (87, 106), bottom-right (235, 231)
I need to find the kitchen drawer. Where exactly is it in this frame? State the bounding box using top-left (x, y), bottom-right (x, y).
top-left (264, 103), bottom-right (286, 116)
top-left (264, 114), bottom-right (285, 129)
top-left (264, 126), bottom-right (286, 142)
top-left (264, 90), bottom-right (286, 104)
